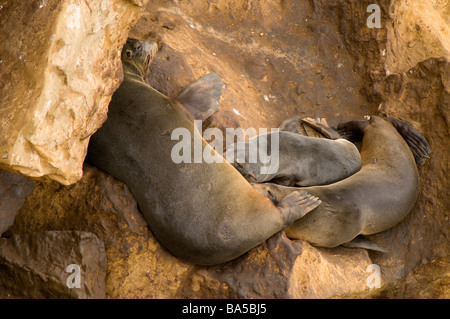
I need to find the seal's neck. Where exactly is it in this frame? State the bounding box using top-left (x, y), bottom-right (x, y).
top-left (123, 61), bottom-right (146, 81)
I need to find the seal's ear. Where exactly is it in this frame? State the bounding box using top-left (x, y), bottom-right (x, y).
top-left (126, 49), bottom-right (133, 58)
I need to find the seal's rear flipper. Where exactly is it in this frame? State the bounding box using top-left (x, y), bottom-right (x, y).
top-left (177, 73), bottom-right (224, 121)
top-left (301, 118), bottom-right (341, 140)
top-left (342, 236), bottom-right (389, 253)
top-left (279, 116), bottom-right (332, 138)
top-left (277, 191), bottom-right (321, 227)
top-left (385, 117), bottom-right (431, 166)
top-left (279, 115), bottom-right (305, 134)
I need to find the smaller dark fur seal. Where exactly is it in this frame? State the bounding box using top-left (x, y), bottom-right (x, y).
top-left (225, 130), bottom-right (361, 186)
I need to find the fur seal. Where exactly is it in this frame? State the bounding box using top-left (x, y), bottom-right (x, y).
top-left (252, 115), bottom-right (430, 251)
top-left (225, 130), bottom-right (361, 186)
top-left (87, 38), bottom-right (321, 265)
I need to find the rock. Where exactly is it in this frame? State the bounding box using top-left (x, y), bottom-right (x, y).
top-left (341, 256), bottom-right (450, 299)
top-left (385, 1), bottom-right (450, 74)
top-left (313, 0), bottom-right (450, 287)
top-left (137, 0), bottom-right (377, 131)
top-left (0, 0), bottom-right (148, 185)
top-left (9, 165), bottom-right (374, 298)
top-left (310, 0), bottom-right (389, 104)
top-left (367, 57), bottom-right (450, 281)
top-left (194, 235), bottom-right (372, 299)
top-left (0, 230), bottom-right (107, 299)
top-left (0, 170), bottom-right (34, 236)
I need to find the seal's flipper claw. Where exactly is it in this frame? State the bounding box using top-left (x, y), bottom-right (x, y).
top-left (277, 191), bottom-right (321, 227)
top-left (342, 236), bottom-right (389, 253)
top-left (385, 117), bottom-right (431, 166)
top-left (301, 118), bottom-right (341, 140)
top-left (177, 73), bottom-right (224, 121)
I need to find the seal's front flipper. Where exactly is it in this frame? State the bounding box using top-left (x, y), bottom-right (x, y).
top-left (301, 118), bottom-right (341, 140)
top-left (177, 73), bottom-right (224, 121)
top-left (385, 117), bottom-right (431, 166)
top-left (277, 191), bottom-right (321, 227)
top-left (342, 236), bottom-right (389, 253)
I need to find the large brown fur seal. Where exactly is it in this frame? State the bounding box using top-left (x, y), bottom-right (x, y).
top-left (87, 38), bottom-right (321, 265)
top-left (252, 116), bottom-right (430, 250)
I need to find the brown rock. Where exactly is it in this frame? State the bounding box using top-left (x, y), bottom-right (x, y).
top-left (186, 235), bottom-right (372, 299)
top-left (385, 1), bottom-right (450, 74)
top-left (341, 256), bottom-right (450, 299)
top-left (368, 57), bottom-right (450, 281)
top-left (137, 0), bottom-right (377, 131)
top-left (9, 165), bottom-right (191, 298)
top-left (0, 170), bottom-right (34, 236)
top-left (0, 0), bottom-right (148, 185)
top-left (10, 165), bottom-right (374, 298)
top-left (0, 230), bottom-right (106, 299)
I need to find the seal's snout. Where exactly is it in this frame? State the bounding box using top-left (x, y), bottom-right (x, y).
top-left (124, 38), bottom-right (158, 63)
top-left (142, 41), bottom-right (158, 66)
top-left (123, 38), bottom-right (159, 77)
top-left (141, 41), bottom-right (158, 56)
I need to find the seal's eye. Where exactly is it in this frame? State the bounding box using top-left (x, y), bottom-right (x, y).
top-left (126, 50), bottom-right (133, 58)
top-left (267, 190), bottom-right (277, 203)
top-left (235, 162), bottom-right (245, 172)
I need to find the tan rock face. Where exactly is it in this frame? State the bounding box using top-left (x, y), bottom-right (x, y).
top-left (0, 0), bottom-right (147, 185)
top-left (385, 1), bottom-right (450, 74)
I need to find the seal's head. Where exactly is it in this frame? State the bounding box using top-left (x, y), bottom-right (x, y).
top-left (225, 144), bottom-right (261, 183)
top-left (122, 37), bottom-right (158, 78)
top-left (366, 115), bottom-right (385, 128)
